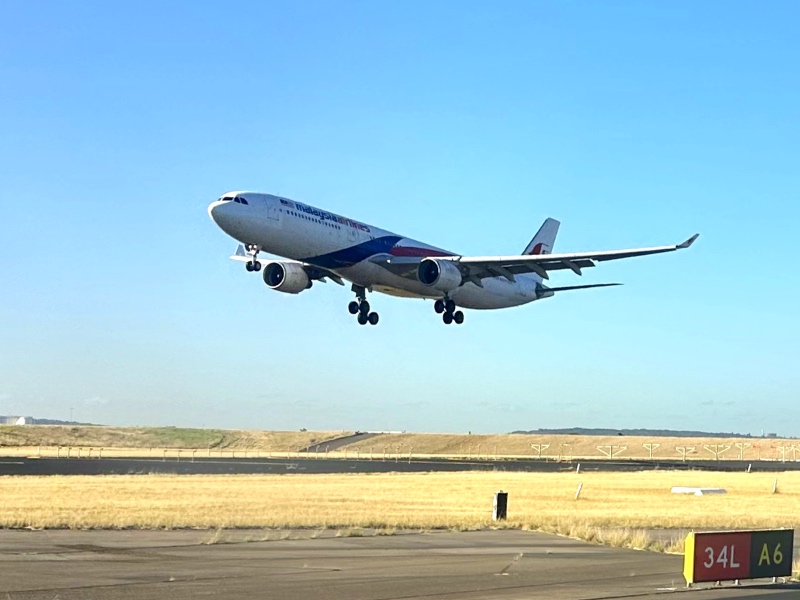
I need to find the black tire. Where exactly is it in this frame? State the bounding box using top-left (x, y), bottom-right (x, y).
top-left (348, 301), bottom-right (360, 315)
top-left (445, 299), bottom-right (456, 313)
top-left (453, 310), bottom-right (464, 325)
top-left (253, 261), bottom-right (262, 272)
top-left (443, 312), bottom-right (453, 325)
top-left (357, 313), bottom-right (368, 325)
top-left (245, 261), bottom-right (254, 272)
top-left (434, 299), bottom-right (445, 314)
top-left (359, 300), bottom-right (370, 314)
top-left (368, 312), bottom-right (379, 325)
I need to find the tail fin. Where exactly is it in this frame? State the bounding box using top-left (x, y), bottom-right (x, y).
top-left (522, 218), bottom-right (560, 255)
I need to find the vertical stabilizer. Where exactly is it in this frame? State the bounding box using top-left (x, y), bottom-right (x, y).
top-left (522, 218), bottom-right (560, 255)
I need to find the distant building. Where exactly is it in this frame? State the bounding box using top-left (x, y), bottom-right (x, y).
top-left (0, 416), bottom-right (34, 425)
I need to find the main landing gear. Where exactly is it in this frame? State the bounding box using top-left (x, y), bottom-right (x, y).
top-left (348, 285), bottom-right (379, 326)
top-left (434, 298), bottom-right (464, 325)
top-left (244, 244), bottom-right (262, 272)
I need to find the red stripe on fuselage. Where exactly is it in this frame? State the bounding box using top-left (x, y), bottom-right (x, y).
top-left (388, 246), bottom-right (455, 258)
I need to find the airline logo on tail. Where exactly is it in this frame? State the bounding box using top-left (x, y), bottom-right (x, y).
top-left (522, 218), bottom-right (560, 256)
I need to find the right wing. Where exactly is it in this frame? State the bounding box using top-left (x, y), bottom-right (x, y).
top-left (437, 234), bottom-right (699, 281)
top-left (370, 234), bottom-right (699, 283)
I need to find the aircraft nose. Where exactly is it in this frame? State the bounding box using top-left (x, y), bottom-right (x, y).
top-left (208, 200), bottom-right (229, 224)
top-left (208, 198), bottom-right (245, 239)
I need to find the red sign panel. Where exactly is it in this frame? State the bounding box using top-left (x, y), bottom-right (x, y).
top-left (693, 532), bottom-right (752, 582)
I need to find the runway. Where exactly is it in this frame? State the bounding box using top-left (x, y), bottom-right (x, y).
top-left (1, 455), bottom-right (799, 476)
top-left (0, 529), bottom-right (796, 599)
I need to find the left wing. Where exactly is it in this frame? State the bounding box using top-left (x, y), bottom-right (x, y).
top-left (370, 234), bottom-right (699, 283)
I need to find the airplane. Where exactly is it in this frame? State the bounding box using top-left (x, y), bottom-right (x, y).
top-left (208, 192), bottom-right (698, 325)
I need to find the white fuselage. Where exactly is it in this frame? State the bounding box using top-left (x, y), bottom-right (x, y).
top-left (208, 192), bottom-right (542, 310)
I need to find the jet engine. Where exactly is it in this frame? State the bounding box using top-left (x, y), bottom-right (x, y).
top-left (263, 262), bottom-right (312, 294)
top-left (417, 258), bottom-right (463, 292)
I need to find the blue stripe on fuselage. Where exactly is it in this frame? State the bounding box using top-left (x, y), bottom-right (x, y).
top-left (301, 236), bottom-right (403, 269)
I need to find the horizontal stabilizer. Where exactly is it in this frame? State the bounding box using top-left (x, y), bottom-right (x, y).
top-left (544, 283), bottom-right (622, 293)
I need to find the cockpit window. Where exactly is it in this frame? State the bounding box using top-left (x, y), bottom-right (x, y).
top-left (218, 195), bottom-right (247, 204)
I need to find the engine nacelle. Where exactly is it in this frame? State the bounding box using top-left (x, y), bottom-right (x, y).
top-left (263, 262), bottom-right (311, 294)
top-left (417, 258), bottom-right (463, 292)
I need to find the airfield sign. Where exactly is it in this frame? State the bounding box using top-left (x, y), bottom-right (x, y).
top-left (684, 529), bottom-right (794, 585)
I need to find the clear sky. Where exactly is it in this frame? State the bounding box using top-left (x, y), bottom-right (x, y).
top-left (1, 1), bottom-right (798, 435)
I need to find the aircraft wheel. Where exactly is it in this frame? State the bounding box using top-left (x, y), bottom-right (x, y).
top-left (253, 261), bottom-right (261, 272)
top-left (445, 299), bottom-right (456, 313)
top-left (245, 261), bottom-right (254, 272)
top-left (357, 313), bottom-right (368, 325)
top-left (453, 310), bottom-right (464, 325)
top-left (443, 312), bottom-right (453, 325)
top-left (359, 300), bottom-right (370, 315)
top-left (368, 312), bottom-right (379, 326)
top-left (348, 301), bottom-right (360, 315)
top-left (434, 299), bottom-right (445, 314)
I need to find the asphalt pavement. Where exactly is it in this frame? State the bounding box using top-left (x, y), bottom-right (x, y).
top-left (0, 529), bottom-right (797, 599)
top-left (2, 456), bottom-right (798, 476)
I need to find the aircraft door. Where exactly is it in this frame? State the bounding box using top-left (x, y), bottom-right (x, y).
top-left (266, 199), bottom-right (281, 227)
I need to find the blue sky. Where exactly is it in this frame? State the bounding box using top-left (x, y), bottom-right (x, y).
top-left (1, 1), bottom-right (798, 434)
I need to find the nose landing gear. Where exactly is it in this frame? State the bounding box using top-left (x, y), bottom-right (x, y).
top-left (244, 244), bottom-right (262, 272)
top-left (436, 297), bottom-right (464, 325)
top-left (350, 285), bottom-right (379, 326)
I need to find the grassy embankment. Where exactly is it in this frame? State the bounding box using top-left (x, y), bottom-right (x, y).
top-left (1, 426), bottom-right (795, 461)
top-left (0, 426), bottom-right (349, 457)
top-left (340, 432), bottom-right (795, 461)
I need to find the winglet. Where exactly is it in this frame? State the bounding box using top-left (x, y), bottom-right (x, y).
top-left (678, 234), bottom-right (699, 249)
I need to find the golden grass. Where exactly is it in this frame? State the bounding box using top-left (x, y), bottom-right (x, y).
top-left (1, 471), bottom-right (798, 531)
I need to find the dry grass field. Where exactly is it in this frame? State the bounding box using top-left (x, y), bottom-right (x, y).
top-left (1, 471), bottom-right (797, 531)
